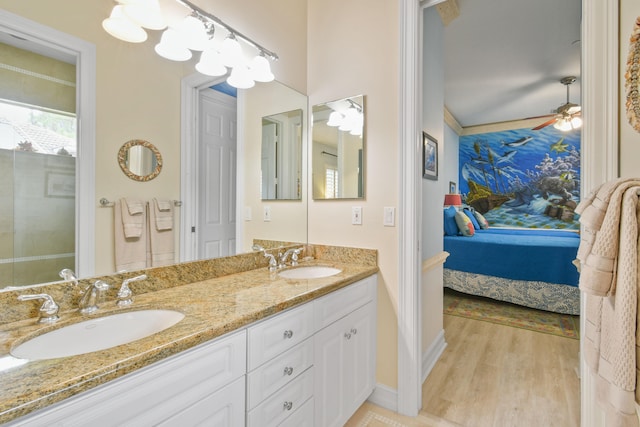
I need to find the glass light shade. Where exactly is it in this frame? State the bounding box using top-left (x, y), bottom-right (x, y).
top-left (123, 0), bottom-right (167, 30)
top-left (102, 5), bottom-right (148, 43)
top-left (227, 65), bottom-right (255, 89)
top-left (157, 0), bottom-right (191, 27)
top-left (195, 49), bottom-right (227, 76)
top-left (173, 15), bottom-right (211, 51)
top-left (220, 36), bottom-right (243, 68)
top-left (327, 111), bottom-right (343, 127)
top-left (570, 115), bottom-right (583, 129)
top-left (249, 55), bottom-right (274, 82)
top-left (339, 108), bottom-right (360, 132)
top-left (349, 114), bottom-right (364, 136)
top-left (553, 117), bottom-right (572, 132)
top-left (154, 29), bottom-right (192, 61)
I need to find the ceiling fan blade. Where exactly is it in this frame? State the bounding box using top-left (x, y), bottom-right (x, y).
top-left (532, 117), bottom-right (557, 130)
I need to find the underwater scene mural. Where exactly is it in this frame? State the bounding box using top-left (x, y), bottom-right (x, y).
top-left (458, 126), bottom-right (580, 230)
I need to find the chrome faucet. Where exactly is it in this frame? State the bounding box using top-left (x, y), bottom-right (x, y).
top-left (17, 293), bottom-right (60, 323)
top-left (279, 248), bottom-right (304, 268)
top-left (59, 268), bottom-right (78, 287)
top-left (79, 280), bottom-right (110, 314)
top-left (116, 274), bottom-right (147, 307)
top-left (263, 252), bottom-right (278, 272)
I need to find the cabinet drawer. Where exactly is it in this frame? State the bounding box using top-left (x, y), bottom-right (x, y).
top-left (247, 367), bottom-right (314, 427)
top-left (247, 303), bottom-right (314, 370)
top-left (247, 337), bottom-right (313, 410)
top-left (278, 397), bottom-right (313, 427)
top-left (314, 275), bottom-right (376, 330)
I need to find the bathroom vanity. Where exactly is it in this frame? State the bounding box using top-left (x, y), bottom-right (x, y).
top-left (0, 248), bottom-right (378, 427)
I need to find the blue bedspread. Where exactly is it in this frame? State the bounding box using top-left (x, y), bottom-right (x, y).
top-left (443, 228), bottom-right (580, 286)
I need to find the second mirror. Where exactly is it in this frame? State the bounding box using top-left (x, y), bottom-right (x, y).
top-left (312, 95), bottom-right (365, 200)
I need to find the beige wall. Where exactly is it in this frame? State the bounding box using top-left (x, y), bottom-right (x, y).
top-left (0, 0), bottom-right (308, 275)
top-left (307, 0), bottom-right (400, 388)
top-left (620, 0), bottom-right (640, 177)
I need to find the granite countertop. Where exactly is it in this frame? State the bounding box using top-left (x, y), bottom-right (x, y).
top-left (0, 260), bottom-right (378, 424)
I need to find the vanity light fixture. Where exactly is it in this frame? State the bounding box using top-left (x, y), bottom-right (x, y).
top-left (102, 0), bottom-right (278, 89)
top-left (326, 99), bottom-right (364, 136)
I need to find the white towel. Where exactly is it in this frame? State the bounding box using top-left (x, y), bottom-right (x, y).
top-left (153, 198), bottom-right (173, 231)
top-left (148, 200), bottom-right (174, 267)
top-left (122, 198), bottom-right (145, 238)
top-left (114, 199), bottom-right (147, 272)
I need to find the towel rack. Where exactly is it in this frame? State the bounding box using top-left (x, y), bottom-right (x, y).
top-left (99, 198), bottom-right (182, 207)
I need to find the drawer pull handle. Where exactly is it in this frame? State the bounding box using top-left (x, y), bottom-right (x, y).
top-left (283, 330), bottom-right (294, 339)
top-left (283, 401), bottom-right (293, 411)
top-left (344, 332), bottom-right (352, 340)
top-left (351, 328), bottom-right (358, 335)
top-left (284, 366), bottom-right (294, 376)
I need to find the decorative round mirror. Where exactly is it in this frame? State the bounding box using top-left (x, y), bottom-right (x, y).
top-left (118, 139), bottom-right (163, 182)
top-left (625, 17), bottom-right (640, 133)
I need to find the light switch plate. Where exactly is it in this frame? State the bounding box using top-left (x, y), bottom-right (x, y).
top-left (383, 207), bottom-right (395, 226)
top-left (244, 207), bottom-right (252, 221)
top-left (352, 206), bottom-right (362, 225)
top-left (263, 206), bottom-right (271, 221)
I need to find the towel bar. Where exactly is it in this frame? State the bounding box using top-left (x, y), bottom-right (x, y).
top-left (99, 198), bottom-right (182, 207)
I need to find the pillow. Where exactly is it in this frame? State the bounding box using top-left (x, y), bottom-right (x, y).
top-left (473, 210), bottom-right (489, 229)
top-left (463, 208), bottom-right (481, 231)
top-left (443, 206), bottom-right (459, 236)
top-left (454, 211), bottom-right (475, 236)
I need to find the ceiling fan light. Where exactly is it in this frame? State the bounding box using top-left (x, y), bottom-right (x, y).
top-left (102, 5), bottom-right (148, 43)
top-left (570, 115), bottom-right (582, 129)
top-left (554, 118), bottom-right (572, 132)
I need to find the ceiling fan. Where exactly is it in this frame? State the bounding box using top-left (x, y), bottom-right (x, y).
top-left (533, 76), bottom-right (582, 131)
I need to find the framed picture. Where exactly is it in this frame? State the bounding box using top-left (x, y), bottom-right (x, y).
top-left (422, 132), bottom-right (438, 180)
top-left (45, 172), bottom-right (75, 198)
top-left (449, 181), bottom-right (457, 194)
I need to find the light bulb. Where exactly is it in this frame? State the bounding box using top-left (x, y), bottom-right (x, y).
top-left (123, 0), bottom-right (167, 30)
top-left (554, 118), bottom-right (572, 132)
top-left (227, 65), bottom-right (255, 89)
top-left (196, 49), bottom-right (227, 76)
top-left (249, 54), bottom-right (274, 82)
top-left (570, 115), bottom-right (582, 129)
top-left (102, 5), bottom-right (148, 43)
top-left (154, 29), bottom-right (192, 61)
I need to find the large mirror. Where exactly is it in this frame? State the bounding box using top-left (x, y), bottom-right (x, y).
top-left (0, 15), bottom-right (308, 289)
top-left (261, 109), bottom-right (303, 200)
top-left (312, 95), bottom-right (365, 200)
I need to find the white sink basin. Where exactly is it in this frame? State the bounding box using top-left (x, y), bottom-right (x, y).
top-left (11, 309), bottom-right (185, 360)
top-left (278, 266), bottom-right (342, 279)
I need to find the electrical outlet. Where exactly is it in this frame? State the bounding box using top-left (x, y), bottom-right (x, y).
top-left (352, 206), bottom-right (362, 225)
top-left (263, 206), bottom-right (271, 221)
top-left (383, 207), bottom-right (395, 226)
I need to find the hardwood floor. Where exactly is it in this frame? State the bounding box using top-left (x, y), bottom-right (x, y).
top-left (347, 312), bottom-right (580, 426)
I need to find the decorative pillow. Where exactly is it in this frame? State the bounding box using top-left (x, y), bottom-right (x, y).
top-left (443, 206), bottom-right (459, 236)
top-left (463, 208), bottom-right (481, 231)
top-left (473, 210), bottom-right (490, 229)
top-left (454, 211), bottom-right (475, 236)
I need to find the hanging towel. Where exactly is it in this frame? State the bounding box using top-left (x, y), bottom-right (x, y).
top-left (148, 199), bottom-right (174, 267)
top-left (575, 178), bottom-right (640, 427)
top-left (153, 198), bottom-right (173, 231)
top-left (114, 199), bottom-right (147, 272)
top-left (122, 198), bottom-right (145, 238)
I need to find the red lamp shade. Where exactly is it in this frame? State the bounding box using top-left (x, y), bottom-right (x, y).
top-left (444, 194), bottom-right (462, 207)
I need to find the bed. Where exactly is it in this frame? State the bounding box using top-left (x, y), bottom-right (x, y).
top-left (443, 228), bottom-right (580, 315)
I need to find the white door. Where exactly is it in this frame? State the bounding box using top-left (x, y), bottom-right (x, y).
top-left (197, 89), bottom-right (237, 260)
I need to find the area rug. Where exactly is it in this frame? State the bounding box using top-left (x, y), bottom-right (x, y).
top-left (443, 289), bottom-right (579, 339)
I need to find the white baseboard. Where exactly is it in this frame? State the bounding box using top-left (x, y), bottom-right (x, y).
top-left (368, 383), bottom-right (398, 412)
top-left (422, 329), bottom-right (447, 383)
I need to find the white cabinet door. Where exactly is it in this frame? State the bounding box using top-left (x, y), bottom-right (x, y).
top-left (314, 302), bottom-right (375, 427)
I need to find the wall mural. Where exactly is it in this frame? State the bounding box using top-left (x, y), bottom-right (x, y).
top-left (458, 126), bottom-right (581, 230)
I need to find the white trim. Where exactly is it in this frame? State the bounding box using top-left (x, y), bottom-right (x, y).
top-left (0, 10), bottom-right (96, 278)
top-left (580, 1), bottom-right (619, 426)
top-left (422, 329), bottom-right (446, 383)
top-left (368, 383), bottom-right (399, 413)
top-left (397, 0), bottom-right (423, 417)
